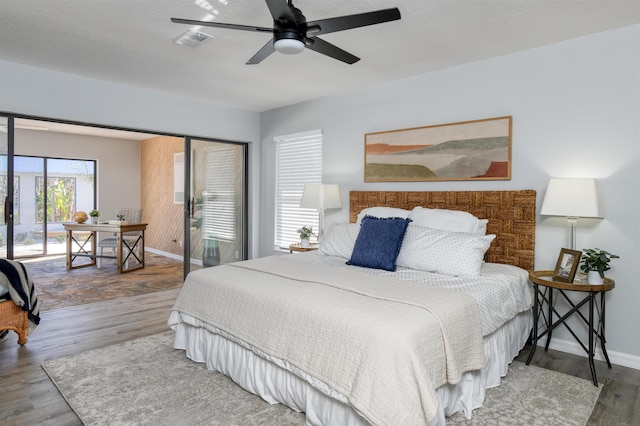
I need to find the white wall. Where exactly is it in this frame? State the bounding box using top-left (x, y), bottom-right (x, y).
top-left (0, 61), bottom-right (262, 258)
top-left (15, 129), bottom-right (140, 222)
top-left (260, 25), bottom-right (640, 367)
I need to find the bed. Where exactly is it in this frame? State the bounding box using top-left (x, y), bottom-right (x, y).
top-left (169, 190), bottom-right (536, 425)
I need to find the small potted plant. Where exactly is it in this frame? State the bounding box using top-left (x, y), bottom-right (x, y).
top-left (297, 226), bottom-right (313, 248)
top-left (89, 209), bottom-right (100, 224)
top-left (580, 248), bottom-right (619, 284)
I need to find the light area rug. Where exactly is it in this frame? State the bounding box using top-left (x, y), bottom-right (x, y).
top-left (42, 331), bottom-right (601, 426)
top-left (447, 362), bottom-right (601, 425)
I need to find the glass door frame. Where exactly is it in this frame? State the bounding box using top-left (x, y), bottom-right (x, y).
top-left (182, 137), bottom-right (249, 279)
top-left (2, 111), bottom-right (250, 271)
top-left (1, 114), bottom-right (15, 258)
top-left (2, 114), bottom-right (99, 259)
top-left (12, 155), bottom-right (98, 259)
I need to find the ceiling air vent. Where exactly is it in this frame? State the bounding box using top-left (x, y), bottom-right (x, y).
top-left (174, 30), bottom-right (209, 47)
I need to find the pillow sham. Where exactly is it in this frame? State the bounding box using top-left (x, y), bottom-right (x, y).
top-left (475, 219), bottom-right (489, 235)
top-left (317, 223), bottom-right (360, 259)
top-left (396, 224), bottom-right (496, 276)
top-left (408, 206), bottom-right (487, 235)
top-left (347, 216), bottom-right (412, 272)
top-left (356, 207), bottom-right (410, 225)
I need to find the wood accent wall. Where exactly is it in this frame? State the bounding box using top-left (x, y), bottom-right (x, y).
top-left (140, 136), bottom-right (184, 256)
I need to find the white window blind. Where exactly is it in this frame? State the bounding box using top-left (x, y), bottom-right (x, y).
top-left (274, 129), bottom-right (322, 250)
top-left (202, 146), bottom-right (237, 242)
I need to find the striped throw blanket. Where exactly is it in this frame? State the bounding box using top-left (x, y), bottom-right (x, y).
top-left (0, 259), bottom-right (41, 334)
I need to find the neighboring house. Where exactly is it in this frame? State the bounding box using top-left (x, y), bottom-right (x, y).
top-left (0, 23), bottom-right (638, 373)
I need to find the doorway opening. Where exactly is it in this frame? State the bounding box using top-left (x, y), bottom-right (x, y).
top-left (1, 113), bottom-right (249, 281)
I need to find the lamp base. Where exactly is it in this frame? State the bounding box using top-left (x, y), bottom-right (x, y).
top-left (566, 217), bottom-right (578, 250)
top-left (317, 209), bottom-right (326, 243)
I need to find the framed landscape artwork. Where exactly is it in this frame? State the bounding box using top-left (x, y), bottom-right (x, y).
top-left (364, 116), bottom-right (512, 182)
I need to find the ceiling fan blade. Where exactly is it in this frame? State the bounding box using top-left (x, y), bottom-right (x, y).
top-left (265, 0), bottom-right (298, 26)
top-left (171, 18), bottom-right (272, 33)
top-left (307, 8), bottom-right (401, 36)
top-left (246, 39), bottom-right (277, 65)
top-left (305, 37), bottom-right (359, 64)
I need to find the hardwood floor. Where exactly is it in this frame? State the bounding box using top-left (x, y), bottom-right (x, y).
top-left (516, 346), bottom-right (640, 426)
top-left (0, 288), bottom-right (181, 426)
top-left (1, 289), bottom-right (638, 425)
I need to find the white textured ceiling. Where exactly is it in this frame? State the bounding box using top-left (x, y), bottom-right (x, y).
top-left (1, 0), bottom-right (639, 112)
top-left (12, 118), bottom-right (160, 141)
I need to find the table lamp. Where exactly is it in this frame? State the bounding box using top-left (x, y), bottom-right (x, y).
top-left (300, 183), bottom-right (342, 242)
top-left (540, 178), bottom-right (603, 250)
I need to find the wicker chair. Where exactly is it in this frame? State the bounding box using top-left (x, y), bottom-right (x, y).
top-left (97, 208), bottom-right (143, 268)
top-left (0, 299), bottom-right (29, 345)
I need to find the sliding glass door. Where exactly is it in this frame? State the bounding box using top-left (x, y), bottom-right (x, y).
top-left (185, 139), bottom-right (247, 276)
top-left (12, 156), bottom-right (96, 258)
top-left (14, 156), bottom-right (44, 257)
top-left (0, 115), bottom-right (98, 259)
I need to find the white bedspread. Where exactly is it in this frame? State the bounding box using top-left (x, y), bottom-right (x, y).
top-left (295, 252), bottom-right (533, 335)
top-left (170, 255), bottom-right (486, 426)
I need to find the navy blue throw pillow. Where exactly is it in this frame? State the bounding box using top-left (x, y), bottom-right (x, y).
top-left (347, 215), bottom-right (412, 272)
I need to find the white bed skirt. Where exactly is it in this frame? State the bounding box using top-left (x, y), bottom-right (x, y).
top-left (170, 310), bottom-right (532, 426)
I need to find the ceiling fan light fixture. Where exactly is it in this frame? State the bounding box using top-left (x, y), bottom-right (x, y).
top-left (274, 38), bottom-right (305, 55)
top-left (171, 4), bottom-right (401, 64)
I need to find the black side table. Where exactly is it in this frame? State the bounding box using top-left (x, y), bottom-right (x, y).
top-left (526, 270), bottom-right (615, 386)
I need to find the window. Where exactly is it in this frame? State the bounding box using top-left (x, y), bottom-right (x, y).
top-left (35, 177), bottom-right (77, 223)
top-left (274, 129), bottom-right (322, 250)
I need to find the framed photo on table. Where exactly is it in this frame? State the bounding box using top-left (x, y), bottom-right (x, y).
top-left (553, 248), bottom-right (582, 282)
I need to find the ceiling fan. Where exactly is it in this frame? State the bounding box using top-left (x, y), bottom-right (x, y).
top-left (171, 0), bottom-right (401, 65)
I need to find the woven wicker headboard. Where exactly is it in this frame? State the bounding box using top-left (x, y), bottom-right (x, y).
top-left (349, 190), bottom-right (536, 271)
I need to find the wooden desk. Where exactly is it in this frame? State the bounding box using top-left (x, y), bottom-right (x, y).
top-left (63, 222), bottom-right (147, 273)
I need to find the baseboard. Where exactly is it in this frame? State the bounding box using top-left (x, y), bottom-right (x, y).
top-left (146, 247), bottom-right (183, 261)
top-left (145, 247), bottom-right (202, 266)
top-left (541, 338), bottom-right (640, 371)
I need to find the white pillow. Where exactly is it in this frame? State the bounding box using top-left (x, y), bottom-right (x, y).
top-left (409, 206), bottom-right (487, 235)
top-left (396, 224), bottom-right (496, 276)
top-left (475, 219), bottom-right (489, 235)
top-left (317, 223), bottom-right (360, 259)
top-left (356, 207), bottom-right (410, 225)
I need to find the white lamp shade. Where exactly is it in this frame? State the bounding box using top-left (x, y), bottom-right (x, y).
top-left (300, 184), bottom-right (342, 211)
top-left (540, 178), bottom-right (603, 218)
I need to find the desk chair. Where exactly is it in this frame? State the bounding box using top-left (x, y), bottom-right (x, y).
top-left (97, 208), bottom-right (143, 269)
